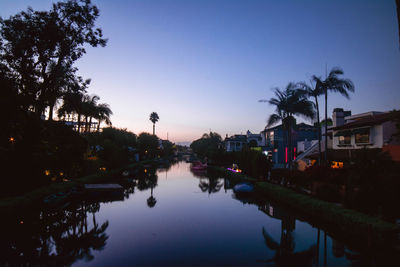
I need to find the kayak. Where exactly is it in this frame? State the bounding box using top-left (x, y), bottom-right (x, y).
top-left (233, 182), bottom-right (254, 193)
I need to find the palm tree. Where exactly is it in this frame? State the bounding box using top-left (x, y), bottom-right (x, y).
top-left (58, 92), bottom-right (86, 132)
top-left (298, 80), bottom-right (323, 165)
top-left (83, 94), bottom-right (100, 132)
top-left (260, 83), bottom-right (314, 168)
top-left (314, 67), bottom-right (354, 163)
top-left (95, 103), bottom-right (113, 132)
top-left (149, 112), bottom-right (159, 136)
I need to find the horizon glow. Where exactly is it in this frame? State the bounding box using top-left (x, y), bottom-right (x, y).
top-left (1, 0), bottom-right (400, 144)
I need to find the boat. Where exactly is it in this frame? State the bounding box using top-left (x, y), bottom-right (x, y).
top-left (190, 161), bottom-right (207, 171)
top-left (227, 164), bottom-right (242, 173)
top-left (233, 182), bottom-right (254, 193)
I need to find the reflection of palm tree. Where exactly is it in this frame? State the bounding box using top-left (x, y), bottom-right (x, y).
top-left (147, 187), bottom-right (157, 208)
top-left (260, 227), bottom-right (316, 267)
top-left (199, 177), bottom-right (223, 194)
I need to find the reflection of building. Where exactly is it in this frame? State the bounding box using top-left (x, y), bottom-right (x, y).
top-left (258, 203), bottom-right (296, 233)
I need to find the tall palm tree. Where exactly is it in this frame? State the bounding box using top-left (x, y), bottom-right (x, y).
top-left (95, 103), bottom-right (113, 132)
top-left (149, 112), bottom-right (159, 136)
top-left (314, 67), bottom-right (354, 163)
top-left (298, 80), bottom-right (323, 165)
top-left (260, 83), bottom-right (314, 168)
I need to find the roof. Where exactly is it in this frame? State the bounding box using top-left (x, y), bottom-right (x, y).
top-left (264, 122), bottom-right (316, 132)
top-left (332, 112), bottom-right (396, 131)
top-left (225, 135), bottom-right (247, 142)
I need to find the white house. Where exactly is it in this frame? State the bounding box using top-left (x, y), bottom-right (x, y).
top-left (225, 135), bottom-right (247, 152)
top-left (331, 109), bottom-right (398, 150)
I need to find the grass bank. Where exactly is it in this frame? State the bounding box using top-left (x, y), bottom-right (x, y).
top-left (0, 160), bottom-right (156, 213)
top-left (211, 166), bottom-right (399, 247)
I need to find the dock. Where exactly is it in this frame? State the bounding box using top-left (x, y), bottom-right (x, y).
top-left (84, 184), bottom-right (124, 195)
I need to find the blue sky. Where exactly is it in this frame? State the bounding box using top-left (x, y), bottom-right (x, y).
top-left (1, 0), bottom-right (400, 143)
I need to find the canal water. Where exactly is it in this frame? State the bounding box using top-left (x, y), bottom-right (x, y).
top-left (1, 161), bottom-right (398, 266)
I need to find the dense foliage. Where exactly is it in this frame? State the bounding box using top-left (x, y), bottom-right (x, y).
top-left (190, 132), bottom-right (271, 178)
top-left (190, 132), bottom-right (224, 159)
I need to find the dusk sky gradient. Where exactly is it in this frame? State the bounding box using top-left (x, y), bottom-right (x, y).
top-left (1, 0), bottom-right (400, 144)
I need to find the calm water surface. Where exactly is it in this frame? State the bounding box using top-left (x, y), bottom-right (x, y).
top-left (1, 162), bottom-right (398, 266)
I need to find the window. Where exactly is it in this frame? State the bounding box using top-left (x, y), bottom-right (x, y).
top-left (355, 133), bottom-right (370, 144)
top-left (338, 135), bottom-right (351, 145)
top-left (269, 131), bottom-right (274, 145)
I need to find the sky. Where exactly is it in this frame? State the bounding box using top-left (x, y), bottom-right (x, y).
top-left (1, 0), bottom-right (400, 144)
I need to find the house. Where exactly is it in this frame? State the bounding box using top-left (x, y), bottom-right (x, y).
top-left (224, 130), bottom-right (266, 152)
top-left (263, 123), bottom-right (318, 168)
top-left (295, 108), bottom-right (400, 169)
top-left (225, 135), bottom-right (247, 152)
top-left (332, 109), bottom-right (398, 150)
top-left (246, 130), bottom-right (265, 147)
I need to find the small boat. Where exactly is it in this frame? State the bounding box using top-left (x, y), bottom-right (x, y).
top-left (227, 164), bottom-right (242, 173)
top-left (191, 161), bottom-right (207, 170)
top-left (233, 182), bottom-right (254, 193)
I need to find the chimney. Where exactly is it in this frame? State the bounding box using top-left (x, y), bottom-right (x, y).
top-left (333, 108), bottom-right (352, 127)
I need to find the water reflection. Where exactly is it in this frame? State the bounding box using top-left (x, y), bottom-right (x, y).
top-left (0, 203), bottom-right (108, 266)
top-left (1, 162), bottom-right (399, 266)
top-left (191, 168), bottom-right (224, 195)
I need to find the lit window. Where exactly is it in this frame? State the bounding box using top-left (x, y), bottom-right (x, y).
top-left (355, 133), bottom-right (369, 144)
top-left (270, 131), bottom-right (274, 145)
top-left (338, 136), bottom-right (351, 145)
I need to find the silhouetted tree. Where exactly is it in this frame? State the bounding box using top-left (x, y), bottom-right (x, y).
top-left (314, 67), bottom-right (354, 163)
top-left (0, 0), bottom-right (107, 117)
top-left (149, 112), bottom-right (159, 135)
top-left (299, 80), bottom-right (323, 165)
top-left (260, 83), bottom-right (314, 168)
